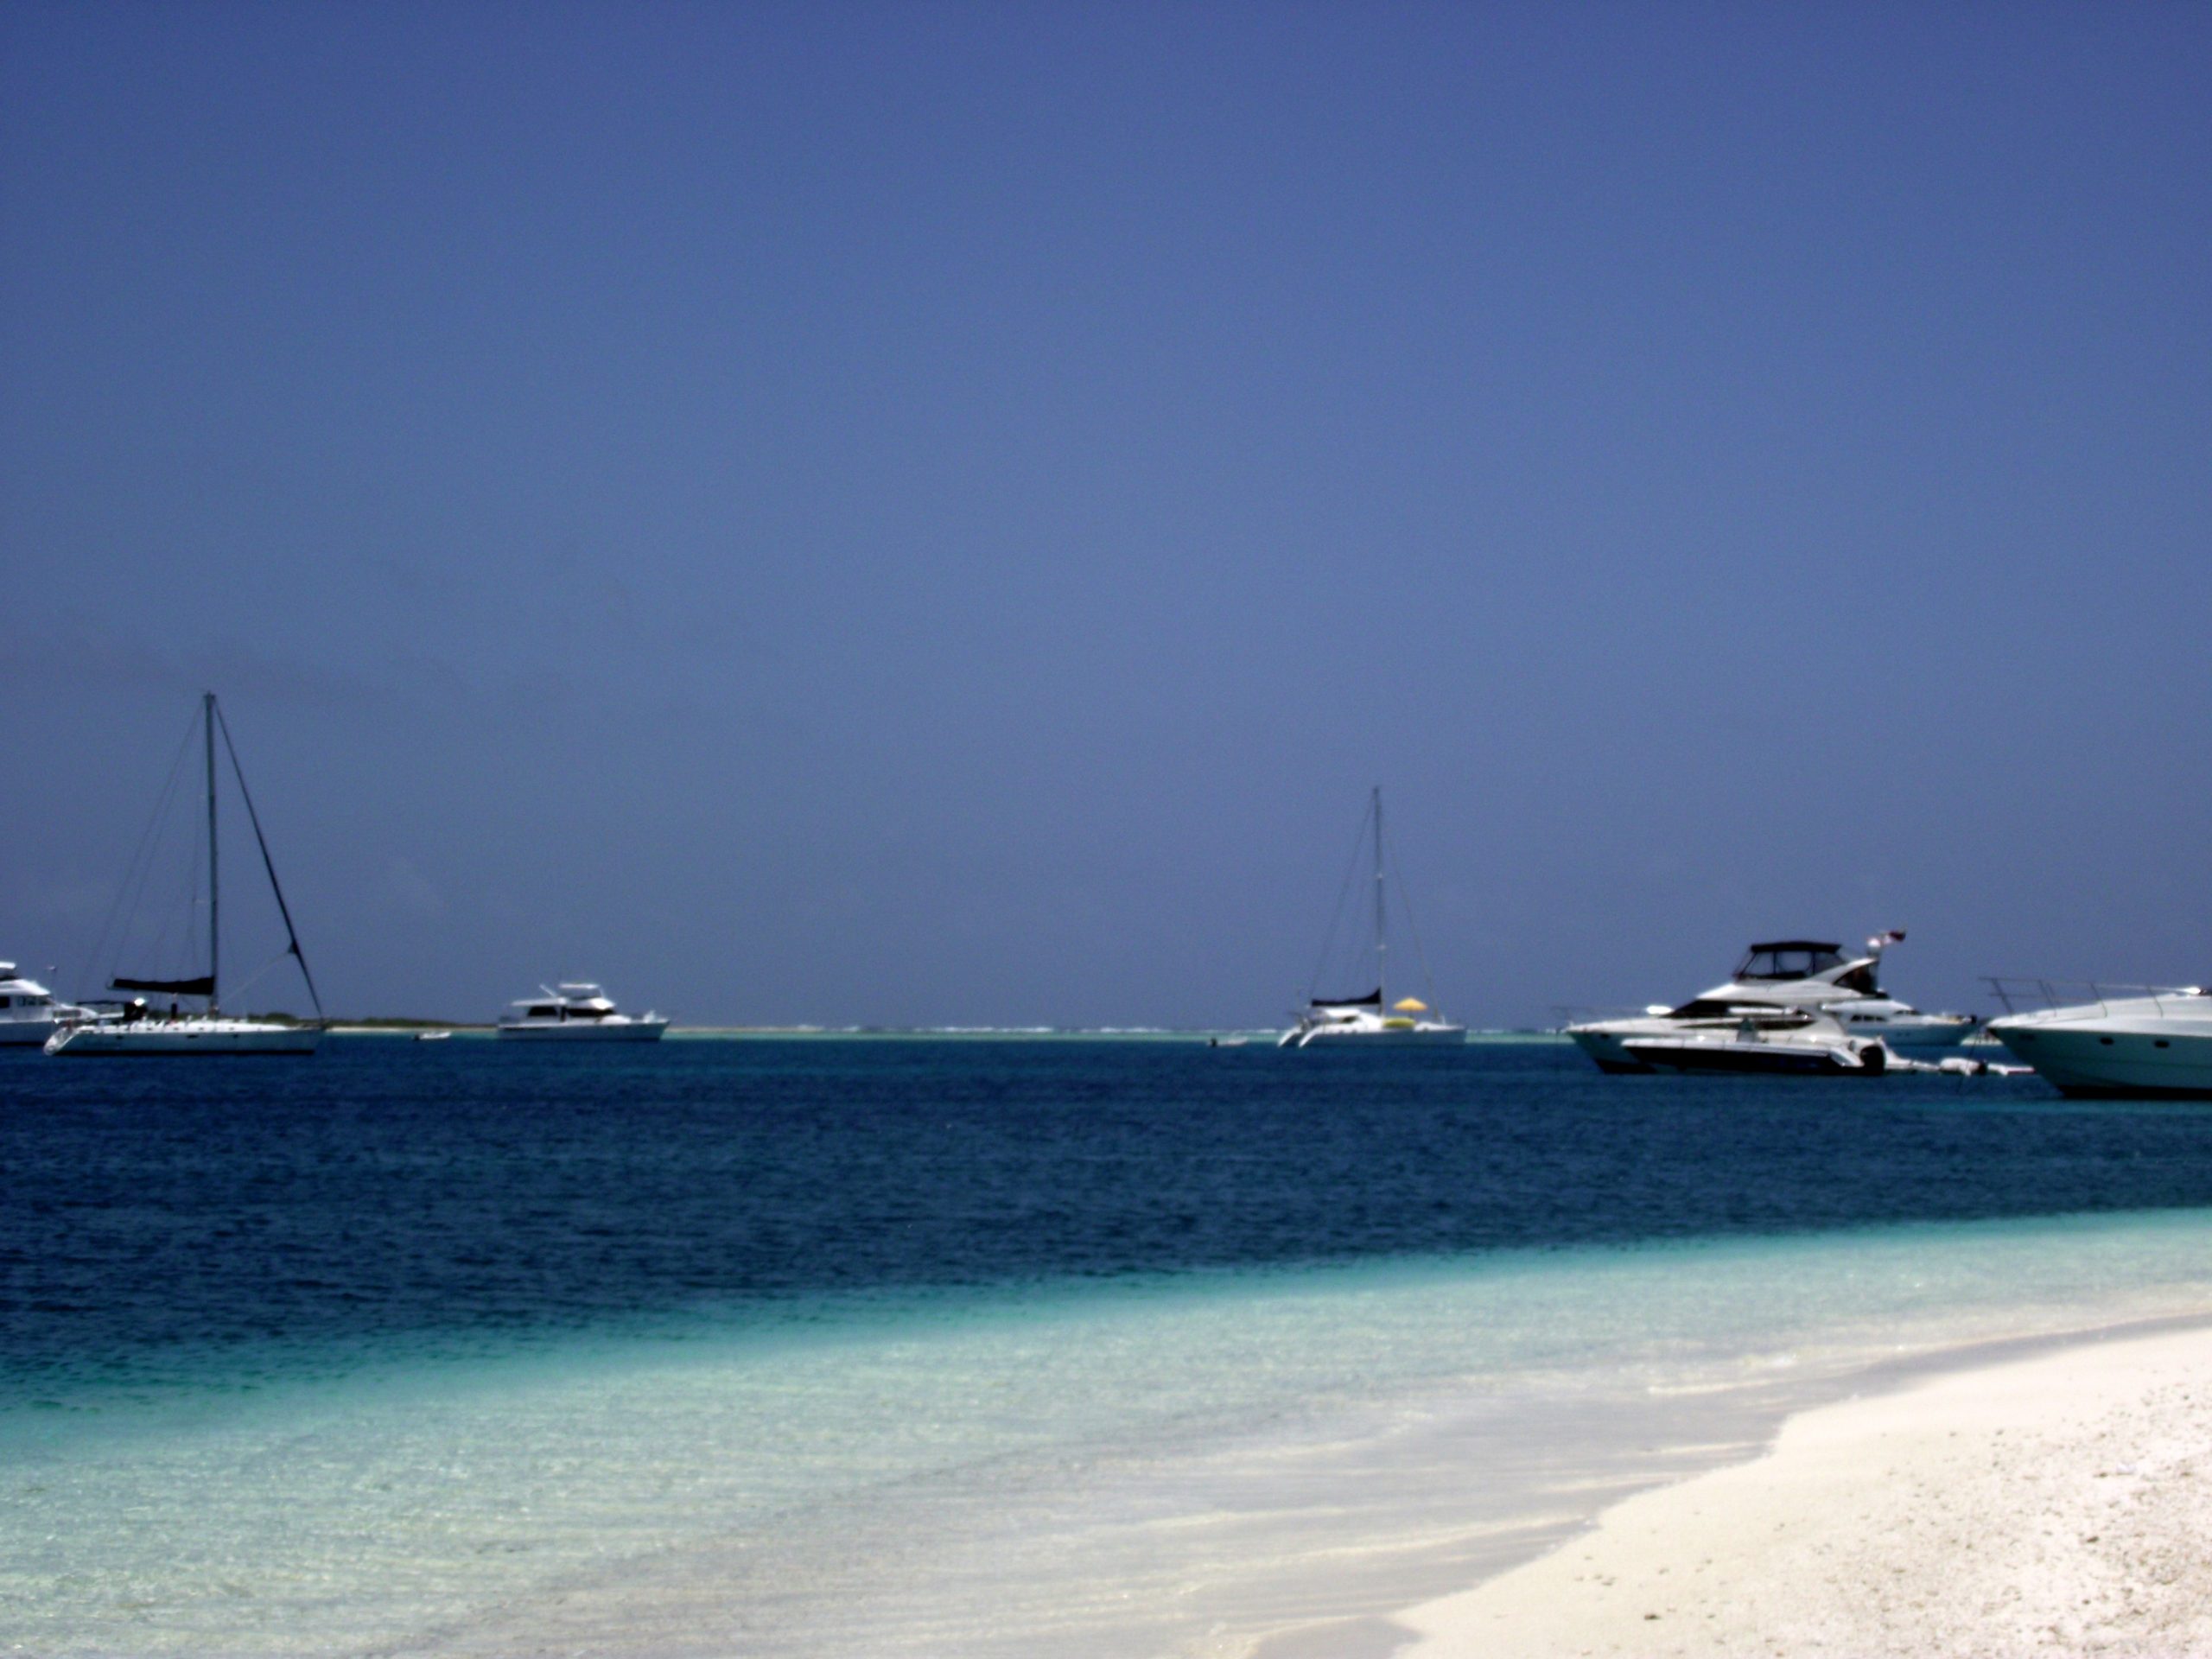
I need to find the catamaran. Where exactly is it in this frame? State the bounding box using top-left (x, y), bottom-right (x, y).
top-left (48, 694), bottom-right (324, 1056)
top-left (1279, 788), bottom-right (1465, 1048)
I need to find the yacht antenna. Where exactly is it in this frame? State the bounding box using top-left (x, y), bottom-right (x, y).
top-left (1372, 785), bottom-right (1386, 1007)
top-left (205, 690), bottom-right (219, 1014)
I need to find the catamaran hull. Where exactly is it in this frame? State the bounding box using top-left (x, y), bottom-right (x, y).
top-left (1279, 1025), bottom-right (1466, 1048)
top-left (47, 1022), bottom-right (321, 1056)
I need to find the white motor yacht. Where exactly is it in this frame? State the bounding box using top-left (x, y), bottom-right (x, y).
top-left (48, 694), bottom-right (324, 1058)
top-left (1279, 789), bottom-right (1465, 1048)
top-left (0, 965), bottom-right (89, 1048)
top-left (1568, 933), bottom-right (1975, 1074)
top-left (497, 983), bottom-right (669, 1041)
top-left (1986, 982), bottom-right (2212, 1098)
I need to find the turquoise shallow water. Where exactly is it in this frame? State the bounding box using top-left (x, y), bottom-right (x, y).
top-left (8, 1038), bottom-right (2212, 1654)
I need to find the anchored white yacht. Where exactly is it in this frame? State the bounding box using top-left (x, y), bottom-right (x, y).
top-left (1986, 982), bottom-right (2212, 1098)
top-left (0, 965), bottom-right (88, 1047)
top-left (48, 695), bottom-right (324, 1057)
top-left (1280, 789), bottom-right (1465, 1048)
top-left (1568, 933), bottom-right (1974, 1074)
top-left (497, 983), bottom-right (669, 1041)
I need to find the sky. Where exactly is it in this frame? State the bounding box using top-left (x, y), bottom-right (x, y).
top-left (3, 2), bottom-right (2209, 1028)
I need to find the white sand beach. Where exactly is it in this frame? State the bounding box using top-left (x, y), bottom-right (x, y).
top-left (1396, 1323), bottom-right (2212, 1657)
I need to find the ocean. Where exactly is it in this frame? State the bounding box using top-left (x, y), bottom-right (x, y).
top-left (8, 1035), bottom-right (2212, 1656)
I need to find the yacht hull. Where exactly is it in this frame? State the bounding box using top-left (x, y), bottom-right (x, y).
top-left (1832, 1018), bottom-right (1978, 1052)
top-left (1622, 1036), bottom-right (1885, 1076)
top-left (1989, 1025), bottom-right (2212, 1099)
top-left (1573, 1014), bottom-right (1971, 1074)
top-left (1569, 1027), bottom-right (1652, 1072)
top-left (496, 1020), bottom-right (669, 1042)
top-left (47, 1021), bottom-right (321, 1056)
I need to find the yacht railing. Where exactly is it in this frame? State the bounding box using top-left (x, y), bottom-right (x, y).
top-left (1983, 977), bottom-right (2209, 1019)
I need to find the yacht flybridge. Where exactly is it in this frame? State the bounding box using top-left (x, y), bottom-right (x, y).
top-left (0, 965), bottom-right (87, 1047)
top-left (1567, 932), bottom-right (1974, 1074)
top-left (48, 694), bottom-right (323, 1056)
top-left (1280, 789), bottom-right (1465, 1048)
top-left (497, 983), bottom-right (668, 1041)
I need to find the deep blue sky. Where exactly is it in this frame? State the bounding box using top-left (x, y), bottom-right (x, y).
top-left (4, 3), bottom-right (2208, 1027)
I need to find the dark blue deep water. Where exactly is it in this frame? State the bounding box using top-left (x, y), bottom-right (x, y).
top-left (7, 1036), bottom-right (2212, 1403)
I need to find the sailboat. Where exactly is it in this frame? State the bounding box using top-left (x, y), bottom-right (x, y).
top-left (48, 694), bottom-right (324, 1056)
top-left (1279, 788), bottom-right (1466, 1048)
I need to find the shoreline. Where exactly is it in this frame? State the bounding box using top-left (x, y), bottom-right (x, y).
top-left (11, 1217), bottom-right (2212, 1656)
top-left (1382, 1314), bottom-right (2212, 1657)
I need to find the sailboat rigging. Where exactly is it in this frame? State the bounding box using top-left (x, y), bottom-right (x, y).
top-left (48, 693), bottom-right (324, 1056)
top-left (1279, 787), bottom-right (1465, 1048)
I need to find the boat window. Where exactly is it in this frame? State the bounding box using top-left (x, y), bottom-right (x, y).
top-left (1737, 946), bottom-right (1847, 982)
top-left (569, 1006), bottom-right (606, 1019)
top-left (1831, 965), bottom-right (1878, 995)
top-left (1663, 998), bottom-right (1743, 1020)
top-left (1663, 996), bottom-right (1802, 1020)
top-left (527, 1004), bottom-right (559, 1019)
top-left (0, 997), bottom-right (10, 1009)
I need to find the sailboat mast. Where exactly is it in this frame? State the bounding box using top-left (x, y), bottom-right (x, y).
top-left (1372, 785), bottom-right (1386, 1005)
top-left (205, 690), bottom-right (219, 1014)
